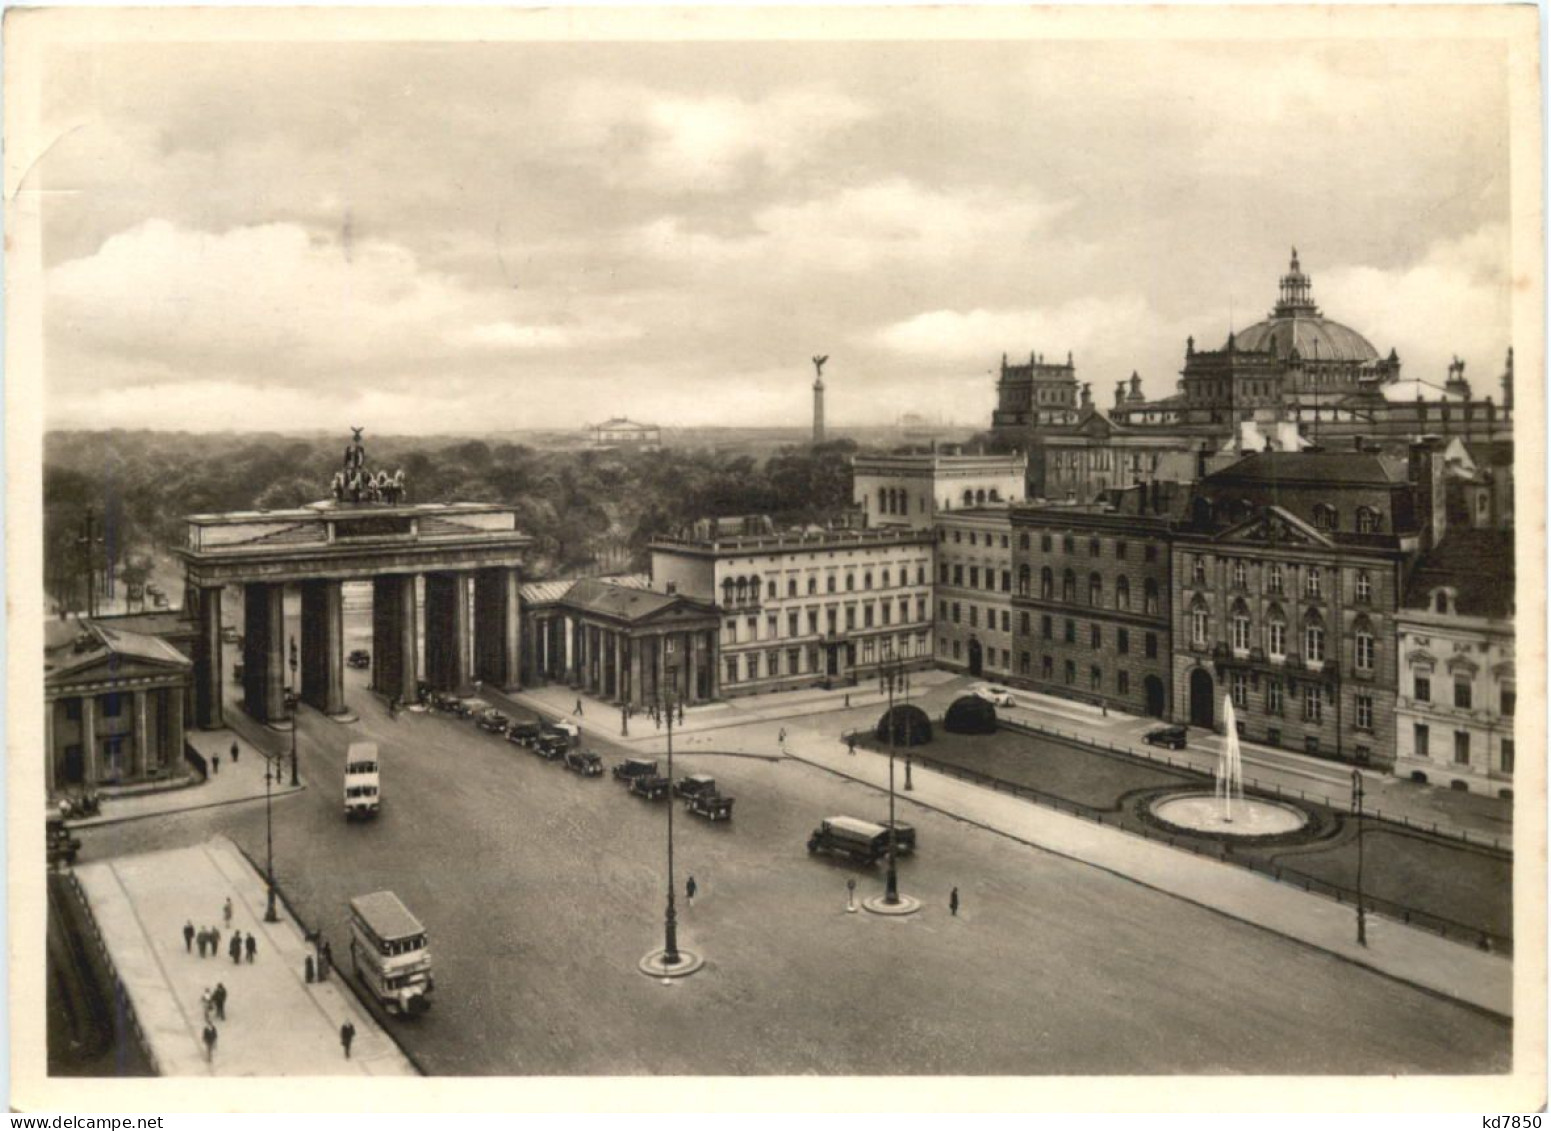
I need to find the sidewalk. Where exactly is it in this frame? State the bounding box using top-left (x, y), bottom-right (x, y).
top-left (779, 722), bottom-right (1512, 1018)
top-left (64, 729), bottom-right (303, 829)
top-left (72, 836), bottom-right (418, 1077)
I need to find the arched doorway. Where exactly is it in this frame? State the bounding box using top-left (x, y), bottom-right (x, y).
top-left (967, 637), bottom-right (984, 676)
top-left (1144, 675), bottom-right (1166, 718)
top-left (1188, 668), bottom-right (1214, 728)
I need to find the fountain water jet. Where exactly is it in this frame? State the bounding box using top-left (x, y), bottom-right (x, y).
top-left (1217, 694), bottom-right (1244, 822)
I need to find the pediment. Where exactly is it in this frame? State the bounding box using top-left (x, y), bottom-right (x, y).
top-left (47, 653), bottom-right (187, 689)
top-left (1214, 506), bottom-right (1333, 549)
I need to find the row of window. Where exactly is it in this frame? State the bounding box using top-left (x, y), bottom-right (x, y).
top-left (721, 566), bottom-right (928, 604)
top-left (939, 601), bottom-right (1012, 634)
top-left (726, 598), bottom-right (930, 642)
top-left (943, 638), bottom-right (1012, 670)
top-left (1225, 672), bottom-right (1362, 728)
top-left (1019, 567), bottom-right (1163, 613)
top-left (1189, 558), bottom-right (1374, 603)
top-left (1017, 654), bottom-right (1137, 696)
top-left (1188, 603), bottom-right (1377, 671)
top-left (942, 528), bottom-right (1011, 548)
top-left (876, 488), bottom-right (927, 516)
top-left (1012, 531), bottom-right (1161, 562)
top-left (723, 633), bottom-right (930, 683)
top-left (1413, 725), bottom-right (1515, 773)
top-left (942, 563), bottom-right (1011, 593)
top-left (1412, 675), bottom-right (1516, 715)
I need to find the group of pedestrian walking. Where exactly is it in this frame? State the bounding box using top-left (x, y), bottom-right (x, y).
top-left (186, 920), bottom-right (258, 963)
top-left (199, 983), bottom-right (229, 1061)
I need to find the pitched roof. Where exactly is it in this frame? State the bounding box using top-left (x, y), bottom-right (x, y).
top-left (1402, 528), bottom-right (1516, 619)
top-left (45, 617), bottom-right (192, 684)
top-left (1204, 450), bottom-right (1407, 487)
top-left (520, 573), bottom-right (651, 606)
top-left (561, 577), bottom-right (714, 623)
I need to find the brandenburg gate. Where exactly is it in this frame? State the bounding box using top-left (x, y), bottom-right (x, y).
top-left (177, 440), bottom-right (530, 729)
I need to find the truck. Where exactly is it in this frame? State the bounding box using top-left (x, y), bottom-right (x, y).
top-left (806, 816), bottom-right (916, 864)
top-left (344, 741), bottom-right (381, 819)
top-left (348, 891), bottom-right (433, 1017)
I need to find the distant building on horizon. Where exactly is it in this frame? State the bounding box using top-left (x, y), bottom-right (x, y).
top-left (588, 418), bottom-right (661, 450)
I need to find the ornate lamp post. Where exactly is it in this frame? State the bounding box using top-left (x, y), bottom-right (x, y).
top-left (288, 636), bottom-right (301, 786)
top-left (263, 758), bottom-right (280, 922)
top-left (661, 661), bottom-right (682, 966)
top-left (1351, 769), bottom-right (1367, 947)
top-left (863, 640), bottom-right (920, 915)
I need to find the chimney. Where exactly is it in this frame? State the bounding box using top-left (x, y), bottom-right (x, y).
top-left (1408, 438), bottom-right (1448, 550)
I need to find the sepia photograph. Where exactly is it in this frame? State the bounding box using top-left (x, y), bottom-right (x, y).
top-left (5, 4), bottom-right (1544, 1112)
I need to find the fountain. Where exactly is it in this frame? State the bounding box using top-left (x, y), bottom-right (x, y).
top-left (1148, 694), bottom-right (1309, 838)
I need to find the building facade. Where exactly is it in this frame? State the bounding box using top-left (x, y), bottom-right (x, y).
top-left (933, 508), bottom-right (1016, 680)
top-left (853, 451), bottom-right (1027, 530)
top-left (1008, 495), bottom-right (1176, 717)
top-left (1394, 529), bottom-right (1516, 796)
top-left (1168, 450), bottom-right (1432, 767)
top-left (46, 617), bottom-right (192, 794)
top-left (588, 418), bottom-right (662, 450)
top-left (650, 524), bottom-right (935, 697)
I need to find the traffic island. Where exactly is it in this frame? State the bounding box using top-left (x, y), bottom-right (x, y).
top-left (862, 893), bottom-right (922, 916)
top-left (638, 948), bottom-right (705, 978)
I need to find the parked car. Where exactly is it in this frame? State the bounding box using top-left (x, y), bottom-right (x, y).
top-left (1143, 725), bottom-right (1188, 750)
top-left (476, 708), bottom-right (512, 734)
top-left (613, 757), bottom-right (659, 784)
top-left (807, 816), bottom-right (915, 863)
top-left (673, 773), bottom-right (719, 800)
top-left (221, 626), bottom-right (239, 644)
top-left (534, 734), bottom-right (570, 759)
top-left (563, 749), bottom-right (604, 777)
top-left (972, 684), bottom-right (1016, 707)
top-left (233, 662), bottom-right (245, 684)
top-left (152, 593), bottom-right (169, 607)
top-left (687, 791), bottom-right (734, 822)
top-left (629, 774), bottom-right (672, 801)
top-left (506, 721), bottom-right (542, 747)
top-left (347, 649), bottom-right (371, 669)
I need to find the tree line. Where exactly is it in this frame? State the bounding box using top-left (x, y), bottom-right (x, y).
top-left (43, 431), bottom-right (863, 613)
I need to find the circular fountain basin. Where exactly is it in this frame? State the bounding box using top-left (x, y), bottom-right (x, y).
top-left (1150, 792), bottom-right (1309, 838)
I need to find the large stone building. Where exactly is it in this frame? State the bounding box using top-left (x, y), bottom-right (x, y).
top-left (650, 519), bottom-right (935, 696)
top-left (46, 616), bottom-right (193, 793)
top-left (852, 450), bottom-right (1027, 529)
top-left (933, 507), bottom-right (1016, 680)
top-left (588, 417), bottom-right (662, 450)
top-left (1008, 487), bottom-right (1178, 717)
top-left (1168, 447), bottom-right (1443, 767)
top-left (1394, 530), bottom-right (1516, 796)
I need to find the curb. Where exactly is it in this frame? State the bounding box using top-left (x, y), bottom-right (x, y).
top-left (782, 748), bottom-right (1512, 1023)
top-left (68, 784), bottom-right (308, 831)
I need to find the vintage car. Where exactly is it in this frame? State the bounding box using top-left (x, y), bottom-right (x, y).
top-left (563, 749), bottom-right (605, 777)
top-left (673, 773), bottom-right (719, 800)
top-left (506, 721), bottom-right (542, 747)
top-left (347, 649), bottom-right (371, 669)
top-left (629, 773), bottom-right (672, 801)
top-left (972, 684), bottom-right (1017, 707)
top-left (534, 733), bottom-right (570, 760)
top-left (807, 816), bottom-right (915, 863)
top-left (152, 593), bottom-right (170, 607)
top-left (1143, 725), bottom-right (1189, 750)
top-left (686, 791), bottom-right (735, 822)
top-left (613, 757), bottom-right (659, 784)
top-left (476, 708), bottom-right (512, 734)
top-left (221, 625), bottom-right (239, 644)
top-left (47, 817), bottom-right (81, 867)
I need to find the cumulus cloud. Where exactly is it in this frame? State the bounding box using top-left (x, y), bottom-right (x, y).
top-left (45, 220), bottom-right (640, 394)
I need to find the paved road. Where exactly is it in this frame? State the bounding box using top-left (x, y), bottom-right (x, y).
top-left (77, 661), bottom-right (1511, 1075)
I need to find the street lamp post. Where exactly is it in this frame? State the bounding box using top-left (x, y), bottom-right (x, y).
top-left (1351, 769), bottom-right (1366, 947)
top-left (288, 636), bottom-right (300, 786)
top-left (882, 650), bottom-right (903, 905)
top-left (77, 509), bottom-right (105, 618)
top-left (661, 664), bottom-right (682, 966)
top-left (263, 759), bottom-right (280, 922)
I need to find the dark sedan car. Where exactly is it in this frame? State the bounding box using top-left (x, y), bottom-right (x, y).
top-left (1143, 725), bottom-right (1189, 749)
top-left (347, 649), bottom-right (371, 669)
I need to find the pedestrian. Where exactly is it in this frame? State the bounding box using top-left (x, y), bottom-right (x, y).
top-left (678, 702), bottom-right (684, 725)
top-left (201, 987), bottom-right (214, 1024)
top-left (778, 727), bottom-right (786, 749)
top-left (320, 940), bottom-right (333, 981)
top-left (211, 754), bottom-right (219, 775)
top-left (245, 933), bottom-right (257, 963)
top-left (686, 875), bottom-right (697, 906)
top-left (340, 1021), bottom-right (356, 1059)
top-left (655, 712), bottom-right (661, 731)
top-left (844, 693), bottom-right (850, 708)
top-left (213, 982), bottom-right (227, 1021)
top-left (223, 897), bottom-right (233, 926)
top-left (210, 925), bottom-right (221, 954)
top-left (950, 886), bottom-right (960, 917)
top-left (202, 1022), bottom-right (218, 1063)
top-left (196, 927), bottom-right (208, 958)
top-left (183, 920), bottom-right (195, 953)
top-left (230, 931), bottom-right (242, 964)
top-left (574, 698), bottom-right (583, 716)
top-left (305, 954), bottom-right (316, 983)
top-left (847, 735), bottom-right (856, 756)
top-left (230, 740), bottom-right (239, 765)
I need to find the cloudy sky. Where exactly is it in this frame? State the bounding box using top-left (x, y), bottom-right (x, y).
top-left (27, 17), bottom-right (1519, 433)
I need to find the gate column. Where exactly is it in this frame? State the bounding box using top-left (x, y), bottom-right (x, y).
top-left (193, 585), bottom-right (225, 729)
top-left (301, 578), bottom-right (348, 717)
top-left (242, 582), bottom-right (288, 725)
top-left (425, 571), bottom-right (471, 692)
